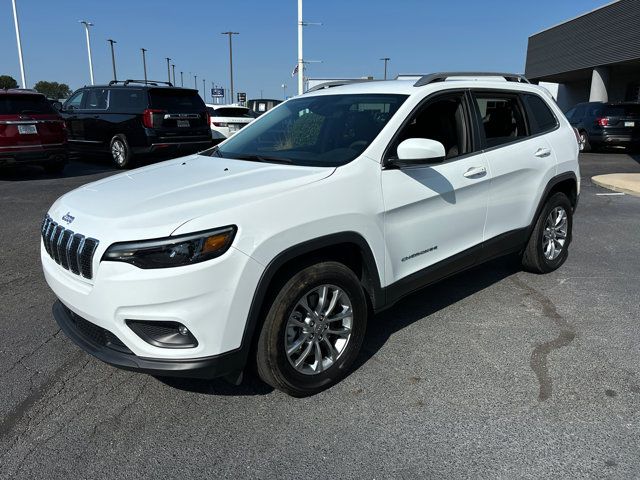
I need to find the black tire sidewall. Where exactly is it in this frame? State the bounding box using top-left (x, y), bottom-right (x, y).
top-left (258, 262), bottom-right (367, 396)
top-left (110, 135), bottom-right (131, 168)
top-left (534, 193), bottom-right (573, 272)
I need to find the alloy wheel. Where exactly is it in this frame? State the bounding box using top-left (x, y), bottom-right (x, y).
top-left (112, 140), bottom-right (126, 165)
top-left (542, 206), bottom-right (568, 260)
top-left (284, 284), bottom-right (353, 375)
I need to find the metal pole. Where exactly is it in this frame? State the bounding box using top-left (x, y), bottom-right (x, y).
top-left (172, 64), bottom-right (176, 86)
top-left (282, 83), bottom-right (287, 100)
top-left (202, 78), bottom-right (206, 101)
top-left (180, 71), bottom-right (183, 87)
top-left (221, 32), bottom-right (239, 103)
top-left (80, 21), bottom-right (95, 85)
top-left (108, 39), bottom-right (117, 81)
top-left (194, 74), bottom-right (197, 90)
top-left (141, 48), bottom-right (148, 83)
top-left (297, 0), bottom-right (303, 95)
top-left (380, 57), bottom-right (390, 80)
top-left (11, 0), bottom-right (27, 88)
top-left (166, 57), bottom-right (171, 83)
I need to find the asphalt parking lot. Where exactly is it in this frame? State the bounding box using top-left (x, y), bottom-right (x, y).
top-left (1, 151), bottom-right (639, 479)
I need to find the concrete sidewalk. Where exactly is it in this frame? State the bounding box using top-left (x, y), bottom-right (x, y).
top-left (592, 173), bottom-right (640, 197)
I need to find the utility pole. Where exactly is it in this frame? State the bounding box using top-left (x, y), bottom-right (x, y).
top-left (221, 32), bottom-right (239, 102)
top-left (172, 64), bottom-right (176, 86)
top-left (380, 57), bottom-right (390, 80)
top-left (11, 0), bottom-right (27, 88)
top-left (296, 1), bottom-right (321, 95)
top-left (108, 39), bottom-right (117, 81)
top-left (166, 57), bottom-right (171, 83)
top-left (79, 20), bottom-right (95, 85)
top-left (180, 71), bottom-right (183, 87)
top-left (141, 48), bottom-right (148, 83)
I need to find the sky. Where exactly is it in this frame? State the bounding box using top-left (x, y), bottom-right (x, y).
top-left (1, 0), bottom-right (611, 100)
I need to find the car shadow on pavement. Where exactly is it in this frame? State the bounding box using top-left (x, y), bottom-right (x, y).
top-left (351, 255), bottom-right (521, 374)
top-left (0, 156), bottom-right (116, 182)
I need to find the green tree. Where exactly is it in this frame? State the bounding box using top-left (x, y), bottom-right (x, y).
top-left (33, 81), bottom-right (72, 99)
top-left (0, 75), bottom-right (19, 89)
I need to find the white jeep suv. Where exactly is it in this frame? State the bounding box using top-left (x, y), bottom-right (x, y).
top-left (41, 72), bottom-right (580, 397)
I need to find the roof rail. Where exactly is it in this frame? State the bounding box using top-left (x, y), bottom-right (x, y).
top-left (306, 79), bottom-right (374, 93)
top-left (108, 79), bottom-right (174, 87)
top-left (414, 72), bottom-right (530, 87)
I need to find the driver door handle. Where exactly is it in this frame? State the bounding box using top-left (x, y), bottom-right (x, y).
top-left (463, 166), bottom-right (487, 178)
top-left (534, 147), bottom-right (552, 158)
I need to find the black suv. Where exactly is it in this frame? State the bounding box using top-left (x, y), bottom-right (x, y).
top-left (60, 80), bottom-right (212, 168)
top-left (565, 101), bottom-right (640, 152)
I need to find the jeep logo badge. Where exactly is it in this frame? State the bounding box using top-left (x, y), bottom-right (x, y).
top-left (62, 212), bottom-right (75, 224)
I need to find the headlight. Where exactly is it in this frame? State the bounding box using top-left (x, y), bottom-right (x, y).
top-left (102, 226), bottom-right (236, 269)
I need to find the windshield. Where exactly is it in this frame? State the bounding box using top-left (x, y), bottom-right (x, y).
top-left (0, 95), bottom-right (56, 115)
top-left (208, 94), bottom-right (407, 166)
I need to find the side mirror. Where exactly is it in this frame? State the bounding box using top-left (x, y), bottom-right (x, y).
top-left (51, 101), bottom-right (63, 111)
top-left (64, 104), bottom-right (75, 112)
top-left (395, 138), bottom-right (446, 166)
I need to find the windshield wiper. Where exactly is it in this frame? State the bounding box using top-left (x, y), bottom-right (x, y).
top-left (232, 154), bottom-right (292, 164)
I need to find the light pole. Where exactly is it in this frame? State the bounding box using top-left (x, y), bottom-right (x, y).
top-left (221, 32), bottom-right (239, 102)
top-left (172, 64), bottom-right (176, 86)
top-left (11, 0), bottom-right (27, 88)
top-left (202, 78), bottom-right (206, 101)
top-left (380, 57), bottom-right (390, 80)
top-left (296, 1), bottom-right (321, 95)
top-left (281, 83), bottom-right (287, 100)
top-left (165, 57), bottom-right (171, 83)
top-left (108, 39), bottom-right (117, 81)
top-left (180, 71), bottom-right (183, 87)
top-left (79, 20), bottom-right (95, 85)
top-left (141, 48), bottom-right (148, 83)
top-left (194, 74), bottom-right (197, 90)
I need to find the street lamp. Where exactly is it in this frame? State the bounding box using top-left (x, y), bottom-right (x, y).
top-left (141, 48), bottom-right (148, 83)
top-left (202, 78), bottom-right (206, 101)
top-left (79, 20), bottom-right (95, 85)
top-left (221, 32), bottom-right (239, 102)
top-left (11, 0), bottom-right (27, 88)
top-left (194, 74), bottom-right (197, 90)
top-left (281, 83), bottom-right (287, 100)
top-left (108, 39), bottom-right (117, 82)
top-left (180, 71), bottom-right (183, 87)
top-left (380, 57), bottom-right (390, 80)
top-left (172, 64), bottom-right (176, 86)
top-left (165, 57), bottom-right (171, 83)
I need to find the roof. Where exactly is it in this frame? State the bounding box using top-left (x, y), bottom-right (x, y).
top-left (530, 0), bottom-right (619, 37)
top-left (0, 88), bottom-right (44, 96)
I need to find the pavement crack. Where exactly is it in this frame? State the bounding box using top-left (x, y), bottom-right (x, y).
top-left (512, 275), bottom-right (576, 402)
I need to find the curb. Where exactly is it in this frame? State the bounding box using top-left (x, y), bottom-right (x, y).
top-left (591, 174), bottom-right (640, 197)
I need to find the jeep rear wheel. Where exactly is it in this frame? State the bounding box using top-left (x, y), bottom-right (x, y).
top-left (256, 261), bottom-right (367, 397)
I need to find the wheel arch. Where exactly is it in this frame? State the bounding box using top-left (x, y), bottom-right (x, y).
top-left (528, 171), bottom-right (578, 239)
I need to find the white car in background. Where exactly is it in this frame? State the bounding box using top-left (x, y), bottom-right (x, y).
top-left (206, 104), bottom-right (256, 141)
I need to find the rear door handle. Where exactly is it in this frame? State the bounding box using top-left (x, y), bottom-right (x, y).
top-left (534, 147), bottom-right (551, 158)
top-left (463, 166), bottom-right (487, 178)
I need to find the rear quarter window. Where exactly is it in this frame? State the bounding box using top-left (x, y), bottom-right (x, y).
top-left (523, 94), bottom-right (558, 134)
top-left (0, 95), bottom-right (56, 115)
top-left (109, 88), bottom-right (147, 112)
top-left (149, 89), bottom-right (204, 111)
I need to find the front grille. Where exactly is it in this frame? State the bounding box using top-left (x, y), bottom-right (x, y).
top-left (66, 307), bottom-right (132, 354)
top-left (41, 214), bottom-right (99, 279)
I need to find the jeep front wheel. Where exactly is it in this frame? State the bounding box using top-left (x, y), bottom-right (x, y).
top-left (256, 261), bottom-right (367, 397)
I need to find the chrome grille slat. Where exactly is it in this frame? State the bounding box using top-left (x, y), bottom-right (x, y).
top-left (41, 214), bottom-right (99, 280)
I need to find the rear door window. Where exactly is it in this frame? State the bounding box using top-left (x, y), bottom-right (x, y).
top-left (522, 94), bottom-right (558, 134)
top-left (149, 89), bottom-right (204, 111)
top-left (472, 93), bottom-right (528, 148)
top-left (0, 95), bottom-right (56, 114)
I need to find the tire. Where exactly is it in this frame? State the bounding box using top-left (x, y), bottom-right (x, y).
top-left (256, 261), bottom-right (367, 397)
top-left (522, 192), bottom-right (573, 274)
top-left (578, 131), bottom-right (591, 153)
top-left (110, 134), bottom-right (133, 169)
top-left (42, 160), bottom-right (66, 175)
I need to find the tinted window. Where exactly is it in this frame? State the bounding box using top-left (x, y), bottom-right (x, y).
top-left (211, 107), bottom-right (253, 118)
top-left (149, 89), bottom-right (204, 111)
top-left (65, 90), bottom-right (85, 110)
top-left (523, 94), bottom-right (557, 134)
top-left (392, 93), bottom-right (470, 159)
top-left (109, 88), bottom-right (147, 111)
top-left (0, 95), bottom-right (56, 114)
top-left (84, 88), bottom-right (109, 110)
top-left (211, 94), bottom-right (407, 167)
top-left (573, 105), bottom-right (586, 119)
top-left (604, 104), bottom-right (640, 117)
top-left (473, 94), bottom-right (528, 147)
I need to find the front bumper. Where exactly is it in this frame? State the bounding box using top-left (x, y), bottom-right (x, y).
top-left (53, 301), bottom-right (244, 378)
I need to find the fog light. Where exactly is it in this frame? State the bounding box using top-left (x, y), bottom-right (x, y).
top-left (126, 320), bottom-right (198, 349)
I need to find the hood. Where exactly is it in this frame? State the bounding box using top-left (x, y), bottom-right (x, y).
top-left (50, 154), bottom-right (334, 238)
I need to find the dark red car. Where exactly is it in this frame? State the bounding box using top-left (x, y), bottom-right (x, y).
top-left (0, 89), bottom-right (68, 173)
